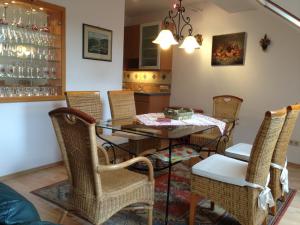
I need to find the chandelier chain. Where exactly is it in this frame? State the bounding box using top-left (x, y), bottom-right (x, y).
top-left (163, 0), bottom-right (193, 41)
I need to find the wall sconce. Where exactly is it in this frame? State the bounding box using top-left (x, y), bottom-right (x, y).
top-left (260, 34), bottom-right (271, 51)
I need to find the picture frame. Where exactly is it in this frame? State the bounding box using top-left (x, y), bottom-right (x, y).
top-left (83, 24), bottom-right (112, 61)
top-left (211, 32), bottom-right (247, 66)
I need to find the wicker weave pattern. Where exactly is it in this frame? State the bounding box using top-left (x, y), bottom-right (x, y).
top-left (270, 104), bottom-right (300, 201)
top-left (49, 108), bottom-right (154, 225)
top-left (65, 91), bottom-right (102, 122)
top-left (65, 91), bottom-right (129, 162)
top-left (213, 95), bottom-right (243, 120)
top-left (191, 176), bottom-right (265, 225)
top-left (191, 109), bottom-right (286, 225)
top-left (190, 95), bottom-right (243, 154)
top-left (108, 90), bottom-right (160, 154)
top-left (246, 111), bottom-right (286, 186)
top-left (108, 90), bottom-right (136, 120)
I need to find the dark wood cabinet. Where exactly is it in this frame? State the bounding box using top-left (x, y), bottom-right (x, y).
top-left (134, 93), bottom-right (170, 114)
top-left (123, 24), bottom-right (172, 71)
top-left (123, 25), bottom-right (140, 69)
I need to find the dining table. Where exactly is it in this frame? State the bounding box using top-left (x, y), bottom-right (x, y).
top-left (96, 113), bottom-right (228, 225)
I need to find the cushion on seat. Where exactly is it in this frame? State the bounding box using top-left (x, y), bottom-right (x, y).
top-left (192, 154), bottom-right (249, 187)
top-left (97, 135), bottom-right (129, 146)
top-left (225, 143), bottom-right (252, 161)
top-left (113, 131), bottom-right (148, 141)
top-left (0, 183), bottom-right (40, 225)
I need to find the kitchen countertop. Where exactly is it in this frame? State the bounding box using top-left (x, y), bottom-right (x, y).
top-left (134, 92), bottom-right (171, 96)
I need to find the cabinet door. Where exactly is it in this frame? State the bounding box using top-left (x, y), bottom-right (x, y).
top-left (124, 25), bottom-right (140, 69)
top-left (139, 22), bottom-right (160, 69)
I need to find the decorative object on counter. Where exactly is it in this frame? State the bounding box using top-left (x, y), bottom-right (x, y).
top-left (164, 107), bottom-right (194, 120)
top-left (152, 0), bottom-right (202, 54)
top-left (260, 34), bottom-right (271, 51)
top-left (0, 0), bottom-right (65, 103)
top-left (211, 32), bottom-right (246, 66)
top-left (83, 24), bottom-right (112, 61)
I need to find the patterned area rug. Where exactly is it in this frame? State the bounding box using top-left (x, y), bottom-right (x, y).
top-left (32, 164), bottom-right (296, 225)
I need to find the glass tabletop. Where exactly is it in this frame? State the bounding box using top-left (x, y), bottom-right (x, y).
top-left (96, 117), bottom-right (217, 140)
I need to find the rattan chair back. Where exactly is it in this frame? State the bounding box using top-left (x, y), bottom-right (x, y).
top-left (246, 109), bottom-right (286, 186)
top-left (49, 107), bottom-right (103, 199)
top-left (213, 95), bottom-right (243, 120)
top-left (65, 91), bottom-right (102, 123)
top-left (272, 104), bottom-right (300, 165)
top-left (108, 90), bottom-right (136, 119)
top-left (270, 104), bottom-right (300, 201)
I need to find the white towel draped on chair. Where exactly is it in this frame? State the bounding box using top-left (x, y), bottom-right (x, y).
top-left (245, 175), bottom-right (275, 210)
top-left (271, 159), bottom-right (289, 195)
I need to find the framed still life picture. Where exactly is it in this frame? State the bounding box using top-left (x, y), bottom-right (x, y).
top-left (211, 32), bottom-right (246, 66)
top-left (83, 24), bottom-right (112, 61)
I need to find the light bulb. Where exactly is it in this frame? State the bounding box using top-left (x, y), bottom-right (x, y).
top-left (160, 42), bottom-right (171, 50)
top-left (179, 35), bottom-right (201, 54)
top-left (185, 47), bottom-right (195, 54)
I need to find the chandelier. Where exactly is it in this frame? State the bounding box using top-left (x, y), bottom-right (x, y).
top-left (153, 0), bottom-right (202, 54)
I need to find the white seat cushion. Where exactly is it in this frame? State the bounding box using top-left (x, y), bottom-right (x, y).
top-left (113, 131), bottom-right (148, 140)
top-left (225, 143), bottom-right (252, 161)
top-left (192, 154), bottom-right (249, 187)
top-left (97, 135), bottom-right (129, 146)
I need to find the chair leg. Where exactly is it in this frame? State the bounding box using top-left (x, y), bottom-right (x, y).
top-left (189, 193), bottom-right (200, 225)
top-left (280, 194), bottom-right (286, 202)
top-left (270, 205), bottom-right (277, 216)
top-left (147, 206), bottom-right (153, 225)
top-left (262, 217), bottom-right (268, 225)
top-left (58, 210), bottom-right (68, 224)
top-left (210, 201), bottom-right (215, 210)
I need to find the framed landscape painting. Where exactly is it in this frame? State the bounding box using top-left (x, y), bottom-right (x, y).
top-left (211, 32), bottom-right (246, 66)
top-left (83, 24), bottom-right (112, 61)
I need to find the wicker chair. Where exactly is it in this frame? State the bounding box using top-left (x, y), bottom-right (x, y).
top-left (225, 104), bottom-right (300, 214)
top-left (190, 95), bottom-right (243, 154)
top-left (49, 107), bottom-right (154, 225)
top-left (107, 90), bottom-right (160, 155)
top-left (65, 91), bottom-right (129, 163)
top-left (189, 108), bottom-right (287, 225)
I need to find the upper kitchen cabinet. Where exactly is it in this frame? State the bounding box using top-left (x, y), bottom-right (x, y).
top-left (124, 25), bottom-right (140, 69)
top-left (123, 22), bottom-right (172, 71)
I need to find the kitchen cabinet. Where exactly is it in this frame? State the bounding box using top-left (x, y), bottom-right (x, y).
top-left (123, 23), bottom-right (172, 71)
top-left (134, 92), bottom-right (170, 114)
top-left (0, 0), bottom-right (65, 103)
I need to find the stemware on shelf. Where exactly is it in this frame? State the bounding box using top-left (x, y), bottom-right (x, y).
top-left (0, 1), bottom-right (62, 99)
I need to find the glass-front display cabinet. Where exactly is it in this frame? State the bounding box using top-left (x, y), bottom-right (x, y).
top-left (0, 0), bottom-right (65, 102)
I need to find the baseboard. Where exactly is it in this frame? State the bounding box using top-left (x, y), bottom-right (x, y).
top-left (0, 161), bottom-right (64, 182)
top-left (288, 162), bottom-right (300, 168)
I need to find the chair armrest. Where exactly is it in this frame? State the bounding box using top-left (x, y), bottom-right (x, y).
top-left (97, 147), bottom-right (110, 165)
top-left (97, 156), bottom-right (154, 182)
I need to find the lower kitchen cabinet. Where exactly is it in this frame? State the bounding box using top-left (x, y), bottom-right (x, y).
top-left (134, 92), bottom-right (170, 114)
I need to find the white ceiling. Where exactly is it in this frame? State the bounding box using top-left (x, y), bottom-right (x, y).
top-left (125, 0), bottom-right (205, 17)
top-left (125, 0), bottom-right (258, 17)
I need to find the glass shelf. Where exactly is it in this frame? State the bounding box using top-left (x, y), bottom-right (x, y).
top-left (0, 76), bottom-right (59, 80)
top-left (0, 0), bottom-right (65, 102)
top-left (0, 55), bottom-right (60, 62)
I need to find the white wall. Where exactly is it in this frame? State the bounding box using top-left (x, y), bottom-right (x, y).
top-left (171, 2), bottom-right (300, 163)
top-left (0, 0), bottom-right (125, 177)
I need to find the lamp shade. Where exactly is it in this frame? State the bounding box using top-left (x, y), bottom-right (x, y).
top-left (179, 35), bottom-right (201, 54)
top-left (153, 29), bottom-right (178, 50)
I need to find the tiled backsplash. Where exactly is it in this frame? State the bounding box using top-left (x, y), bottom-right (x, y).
top-left (123, 71), bottom-right (172, 85)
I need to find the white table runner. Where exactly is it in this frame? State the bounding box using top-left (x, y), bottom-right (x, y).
top-left (136, 113), bottom-right (226, 134)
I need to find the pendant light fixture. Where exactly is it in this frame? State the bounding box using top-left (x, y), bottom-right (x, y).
top-left (153, 0), bottom-right (202, 54)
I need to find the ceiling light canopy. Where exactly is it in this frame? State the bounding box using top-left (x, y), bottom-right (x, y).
top-left (153, 0), bottom-right (202, 53)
